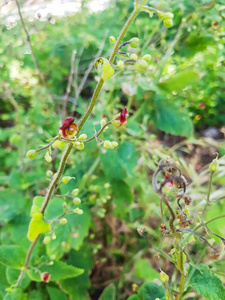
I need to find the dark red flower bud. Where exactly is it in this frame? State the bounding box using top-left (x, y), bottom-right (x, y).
top-left (41, 272), bottom-right (51, 283)
top-left (59, 117), bottom-right (78, 138)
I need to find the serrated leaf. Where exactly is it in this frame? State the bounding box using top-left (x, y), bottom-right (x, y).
top-left (158, 71), bottom-right (199, 93)
top-left (27, 261), bottom-right (83, 281)
top-left (188, 264), bottom-right (225, 300)
top-left (0, 245), bottom-right (26, 269)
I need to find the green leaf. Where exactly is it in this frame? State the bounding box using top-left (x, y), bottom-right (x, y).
top-left (153, 94), bottom-right (193, 137)
top-left (27, 261), bottom-right (83, 281)
top-left (46, 207), bottom-right (91, 260)
top-left (100, 142), bottom-right (137, 180)
top-left (6, 267), bottom-right (30, 290)
top-left (3, 288), bottom-right (24, 300)
top-left (158, 71), bottom-right (199, 93)
top-left (188, 264), bottom-right (225, 300)
top-left (100, 284), bottom-right (116, 300)
top-left (0, 245), bottom-right (26, 269)
top-left (134, 259), bottom-right (160, 281)
top-left (128, 282), bottom-right (165, 300)
top-left (30, 196), bottom-right (44, 217)
top-left (110, 179), bottom-right (133, 218)
top-left (0, 191), bottom-right (26, 222)
top-left (46, 286), bottom-right (68, 300)
top-left (60, 245), bottom-right (93, 300)
top-left (27, 213), bottom-right (51, 242)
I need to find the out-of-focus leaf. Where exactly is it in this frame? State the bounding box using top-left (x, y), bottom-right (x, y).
top-left (134, 259), bottom-right (160, 281)
top-left (100, 284), bottom-right (116, 300)
top-left (153, 94), bottom-right (193, 137)
top-left (128, 282), bottom-right (165, 300)
top-left (0, 245), bottom-right (26, 269)
top-left (158, 71), bottom-right (199, 93)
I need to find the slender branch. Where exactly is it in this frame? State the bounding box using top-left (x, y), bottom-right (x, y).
top-left (15, 0), bottom-right (54, 103)
top-left (15, 235), bottom-right (40, 287)
top-left (41, 143), bottom-right (73, 213)
top-left (36, 136), bottom-right (59, 152)
top-left (63, 50), bottom-right (77, 119)
top-left (83, 121), bottom-right (112, 143)
top-left (71, 30), bottom-right (109, 116)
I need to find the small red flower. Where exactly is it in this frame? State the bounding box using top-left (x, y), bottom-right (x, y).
top-left (164, 175), bottom-right (173, 188)
top-left (59, 117), bottom-right (78, 138)
top-left (114, 106), bottom-right (129, 127)
top-left (41, 272), bottom-right (51, 283)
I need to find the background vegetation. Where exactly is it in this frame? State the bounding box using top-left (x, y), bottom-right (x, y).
top-left (0, 0), bottom-right (225, 299)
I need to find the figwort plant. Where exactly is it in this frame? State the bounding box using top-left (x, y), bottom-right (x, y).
top-left (13, 0), bottom-right (174, 291)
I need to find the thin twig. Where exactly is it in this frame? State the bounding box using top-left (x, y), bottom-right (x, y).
top-left (62, 50), bottom-right (77, 119)
top-left (15, 0), bottom-right (54, 103)
top-left (71, 30), bottom-right (109, 116)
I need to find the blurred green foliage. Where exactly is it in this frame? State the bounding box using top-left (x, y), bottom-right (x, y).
top-left (0, 0), bottom-right (225, 299)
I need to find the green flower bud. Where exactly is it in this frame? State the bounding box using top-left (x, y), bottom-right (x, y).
top-left (72, 188), bottom-right (79, 196)
top-left (44, 151), bottom-right (52, 163)
top-left (52, 140), bottom-right (65, 149)
top-left (163, 18), bottom-right (173, 28)
top-left (63, 202), bottom-right (67, 209)
top-left (103, 140), bottom-right (112, 149)
top-left (109, 35), bottom-right (116, 46)
top-left (10, 134), bottom-right (20, 143)
top-left (111, 141), bottom-right (118, 149)
top-left (60, 218), bottom-right (67, 225)
top-left (102, 61), bottom-right (114, 81)
top-left (77, 209), bottom-right (83, 215)
top-left (135, 60), bottom-right (149, 73)
top-left (26, 150), bottom-right (38, 160)
top-left (43, 236), bottom-right (51, 244)
top-left (160, 270), bottom-right (169, 283)
top-left (76, 142), bottom-right (84, 150)
top-left (62, 176), bottom-right (74, 184)
top-left (73, 208), bottom-right (79, 213)
top-left (46, 170), bottom-right (53, 177)
top-left (73, 197), bottom-right (81, 205)
top-left (78, 134), bottom-right (87, 141)
top-left (129, 37), bottom-right (140, 48)
top-left (100, 119), bottom-right (107, 128)
top-left (104, 183), bottom-right (110, 189)
top-left (209, 158), bottom-right (219, 172)
top-left (142, 54), bottom-right (152, 63)
top-left (117, 60), bottom-right (124, 70)
top-left (52, 233), bottom-right (56, 240)
top-left (130, 54), bottom-right (138, 60)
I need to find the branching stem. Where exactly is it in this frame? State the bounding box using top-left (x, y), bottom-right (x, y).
top-left (15, 0), bottom-right (148, 287)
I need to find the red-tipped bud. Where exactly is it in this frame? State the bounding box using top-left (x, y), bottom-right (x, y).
top-left (41, 272), bottom-right (51, 283)
top-left (112, 106), bottom-right (129, 127)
